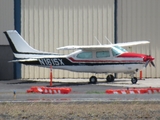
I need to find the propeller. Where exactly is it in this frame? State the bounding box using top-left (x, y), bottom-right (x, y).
top-left (145, 43), bottom-right (155, 67)
top-left (144, 55), bottom-right (155, 67)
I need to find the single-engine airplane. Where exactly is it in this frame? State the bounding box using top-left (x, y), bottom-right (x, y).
top-left (4, 30), bottom-right (155, 84)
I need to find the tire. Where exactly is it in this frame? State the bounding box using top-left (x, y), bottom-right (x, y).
top-left (131, 77), bottom-right (138, 84)
top-left (106, 74), bottom-right (114, 82)
top-left (89, 76), bottom-right (97, 84)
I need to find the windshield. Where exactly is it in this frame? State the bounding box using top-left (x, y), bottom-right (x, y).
top-left (114, 46), bottom-right (128, 52)
top-left (111, 46), bottom-right (127, 56)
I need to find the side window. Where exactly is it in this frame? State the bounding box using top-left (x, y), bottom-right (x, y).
top-left (96, 51), bottom-right (110, 58)
top-left (77, 52), bottom-right (92, 59)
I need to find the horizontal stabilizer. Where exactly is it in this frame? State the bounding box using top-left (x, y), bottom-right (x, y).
top-left (9, 59), bottom-right (38, 62)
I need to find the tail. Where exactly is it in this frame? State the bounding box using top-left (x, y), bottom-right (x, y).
top-left (4, 30), bottom-right (41, 54)
top-left (4, 30), bottom-right (57, 59)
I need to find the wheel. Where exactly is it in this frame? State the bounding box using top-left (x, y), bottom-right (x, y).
top-left (106, 74), bottom-right (114, 82)
top-left (131, 77), bottom-right (138, 84)
top-left (89, 76), bottom-right (97, 84)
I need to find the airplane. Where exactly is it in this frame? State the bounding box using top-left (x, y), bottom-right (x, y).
top-left (4, 30), bottom-right (155, 84)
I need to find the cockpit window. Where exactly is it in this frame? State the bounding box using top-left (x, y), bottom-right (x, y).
top-left (96, 51), bottom-right (110, 58)
top-left (112, 46), bottom-right (127, 56)
top-left (77, 52), bottom-right (92, 59)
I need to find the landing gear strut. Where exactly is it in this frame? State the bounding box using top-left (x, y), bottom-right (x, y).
top-left (106, 74), bottom-right (115, 82)
top-left (89, 76), bottom-right (97, 84)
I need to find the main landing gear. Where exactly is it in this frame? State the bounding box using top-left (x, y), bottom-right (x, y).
top-left (106, 74), bottom-right (115, 82)
top-left (89, 74), bottom-right (114, 84)
top-left (89, 76), bottom-right (97, 84)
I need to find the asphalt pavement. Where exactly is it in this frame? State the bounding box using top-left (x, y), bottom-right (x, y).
top-left (0, 78), bottom-right (160, 102)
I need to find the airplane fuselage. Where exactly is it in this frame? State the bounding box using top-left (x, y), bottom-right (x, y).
top-left (20, 49), bottom-right (146, 74)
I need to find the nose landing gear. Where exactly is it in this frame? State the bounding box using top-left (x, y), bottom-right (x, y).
top-left (130, 73), bottom-right (138, 84)
top-left (131, 77), bottom-right (138, 84)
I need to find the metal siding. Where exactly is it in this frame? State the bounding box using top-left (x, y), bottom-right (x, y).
top-left (21, 0), bottom-right (114, 79)
top-left (0, 46), bottom-right (14, 80)
top-left (117, 0), bottom-right (160, 78)
top-left (0, 0), bottom-right (14, 45)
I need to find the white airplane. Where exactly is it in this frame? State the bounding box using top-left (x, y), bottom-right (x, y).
top-left (4, 30), bottom-right (155, 84)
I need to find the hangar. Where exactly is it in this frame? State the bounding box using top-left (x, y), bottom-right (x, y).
top-left (0, 0), bottom-right (159, 80)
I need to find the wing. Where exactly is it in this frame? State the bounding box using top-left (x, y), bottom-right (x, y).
top-left (57, 41), bottom-right (150, 50)
top-left (57, 45), bottom-right (112, 50)
top-left (116, 41), bottom-right (150, 47)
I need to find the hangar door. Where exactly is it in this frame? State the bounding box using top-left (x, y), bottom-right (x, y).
top-left (21, 0), bottom-right (114, 79)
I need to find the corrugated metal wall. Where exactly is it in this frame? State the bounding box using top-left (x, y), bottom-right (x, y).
top-left (21, 0), bottom-right (114, 79)
top-left (117, 0), bottom-right (160, 78)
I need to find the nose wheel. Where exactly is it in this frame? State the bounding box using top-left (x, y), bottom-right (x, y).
top-left (131, 77), bottom-right (138, 84)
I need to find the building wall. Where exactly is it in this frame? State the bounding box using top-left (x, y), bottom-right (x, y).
top-left (117, 0), bottom-right (160, 78)
top-left (21, 0), bottom-right (115, 79)
top-left (0, 46), bottom-right (14, 79)
top-left (0, 0), bottom-right (14, 80)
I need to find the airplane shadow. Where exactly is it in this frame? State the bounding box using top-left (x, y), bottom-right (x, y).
top-left (7, 80), bottom-right (38, 84)
top-left (5, 80), bottom-right (89, 87)
top-left (5, 79), bottom-right (131, 86)
top-left (46, 81), bottom-right (105, 87)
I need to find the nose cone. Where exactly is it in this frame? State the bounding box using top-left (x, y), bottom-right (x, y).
top-left (118, 52), bottom-right (155, 67)
top-left (143, 55), bottom-right (155, 62)
top-left (144, 55), bottom-right (155, 67)
top-left (118, 52), bottom-right (155, 62)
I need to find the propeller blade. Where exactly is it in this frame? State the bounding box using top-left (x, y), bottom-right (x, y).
top-left (151, 61), bottom-right (155, 67)
top-left (145, 60), bottom-right (150, 67)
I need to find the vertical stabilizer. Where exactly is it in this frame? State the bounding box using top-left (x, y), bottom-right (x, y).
top-left (4, 30), bottom-right (40, 53)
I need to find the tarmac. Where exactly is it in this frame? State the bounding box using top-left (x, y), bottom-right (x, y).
top-left (0, 78), bottom-right (160, 102)
top-left (27, 78), bottom-right (160, 88)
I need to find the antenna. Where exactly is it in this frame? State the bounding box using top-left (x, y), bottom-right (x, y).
top-left (105, 36), bottom-right (112, 44)
top-left (94, 36), bottom-right (102, 45)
